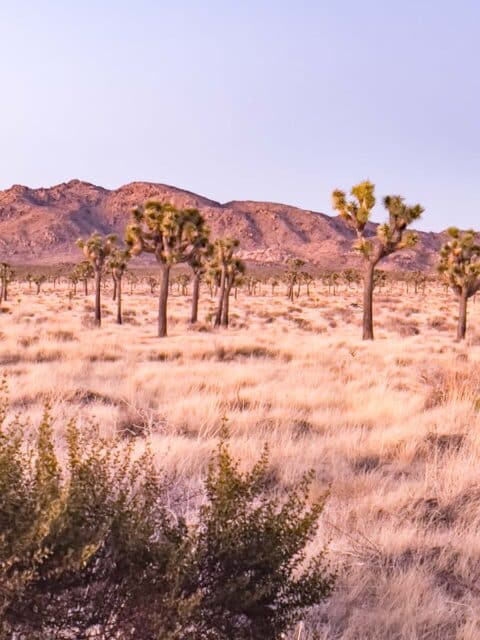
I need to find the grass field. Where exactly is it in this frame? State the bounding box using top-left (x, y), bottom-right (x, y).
top-left (2, 276), bottom-right (480, 639)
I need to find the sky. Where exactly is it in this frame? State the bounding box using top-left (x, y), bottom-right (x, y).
top-left (0, 0), bottom-right (479, 231)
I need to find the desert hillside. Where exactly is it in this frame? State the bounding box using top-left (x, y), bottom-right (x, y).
top-left (0, 180), bottom-right (442, 269)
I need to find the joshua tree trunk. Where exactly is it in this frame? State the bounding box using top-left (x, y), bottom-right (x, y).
top-left (215, 267), bottom-right (227, 327)
top-left (3, 278), bottom-right (7, 301)
top-left (158, 264), bottom-right (170, 337)
top-left (112, 277), bottom-right (117, 301)
top-left (221, 281), bottom-right (232, 327)
top-left (94, 268), bottom-right (102, 327)
top-left (457, 290), bottom-right (468, 341)
top-left (84, 279), bottom-right (88, 296)
top-left (363, 262), bottom-right (375, 340)
top-left (190, 271), bottom-right (200, 324)
top-left (116, 276), bottom-right (122, 325)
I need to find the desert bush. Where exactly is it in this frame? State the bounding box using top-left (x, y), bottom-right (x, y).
top-left (0, 387), bottom-right (334, 639)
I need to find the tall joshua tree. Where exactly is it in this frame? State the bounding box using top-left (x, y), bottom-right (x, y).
top-left (76, 232), bottom-right (117, 327)
top-left (438, 228), bottom-right (480, 341)
top-left (107, 248), bottom-right (130, 325)
top-left (125, 202), bottom-right (206, 337)
top-left (332, 181), bottom-right (424, 340)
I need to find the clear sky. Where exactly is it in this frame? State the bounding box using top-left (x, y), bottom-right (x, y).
top-left (1, 1), bottom-right (479, 231)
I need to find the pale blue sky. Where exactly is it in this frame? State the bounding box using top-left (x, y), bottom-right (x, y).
top-left (1, 1), bottom-right (479, 230)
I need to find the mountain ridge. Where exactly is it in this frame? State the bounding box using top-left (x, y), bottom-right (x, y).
top-left (0, 180), bottom-right (445, 269)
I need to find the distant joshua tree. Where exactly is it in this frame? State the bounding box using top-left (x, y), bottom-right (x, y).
top-left (0, 263), bottom-right (13, 302)
top-left (438, 227), bottom-right (480, 341)
top-left (69, 271), bottom-right (79, 295)
top-left (342, 268), bottom-right (360, 290)
top-left (72, 261), bottom-right (94, 296)
top-left (76, 232), bottom-right (117, 327)
top-left (125, 202), bottom-right (206, 337)
top-left (332, 181), bottom-right (424, 340)
top-left (373, 270), bottom-right (387, 292)
top-left (107, 248), bottom-right (130, 324)
top-left (323, 272), bottom-right (340, 296)
top-left (300, 272), bottom-right (314, 296)
top-left (32, 274), bottom-right (46, 295)
top-left (283, 258), bottom-right (305, 302)
top-left (410, 270), bottom-right (427, 295)
top-left (269, 276), bottom-right (280, 296)
top-left (146, 275), bottom-right (158, 295)
top-left (175, 273), bottom-right (190, 296)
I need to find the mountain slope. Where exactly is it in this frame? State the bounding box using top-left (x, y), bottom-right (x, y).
top-left (0, 180), bottom-right (443, 269)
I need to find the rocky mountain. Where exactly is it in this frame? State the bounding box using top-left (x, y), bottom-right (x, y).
top-left (0, 180), bottom-right (444, 270)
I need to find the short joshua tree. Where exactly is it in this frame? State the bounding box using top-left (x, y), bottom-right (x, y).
top-left (125, 203), bottom-right (207, 337)
top-left (107, 248), bottom-right (130, 324)
top-left (283, 258), bottom-right (305, 302)
top-left (175, 273), bottom-right (190, 296)
top-left (32, 274), bottom-right (46, 295)
top-left (187, 227), bottom-right (212, 325)
top-left (72, 261), bottom-right (94, 296)
top-left (438, 227), bottom-right (480, 341)
top-left (0, 263), bottom-right (13, 302)
top-left (76, 232), bottom-right (117, 327)
top-left (211, 237), bottom-right (243, 328)
top-left (332, 181), bottom-right (424, 340)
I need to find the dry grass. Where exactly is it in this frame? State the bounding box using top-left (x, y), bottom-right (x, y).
top-left (2, 278), bottom-right (480, 639)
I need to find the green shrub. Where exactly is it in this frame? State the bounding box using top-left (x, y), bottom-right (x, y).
top-left (0, 385), bottom-right (334, 639)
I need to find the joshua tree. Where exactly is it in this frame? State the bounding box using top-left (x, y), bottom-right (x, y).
top-left (32, 274), bottom-right (46, 295)
top-left (323, 272), bottom-right (340, 296)
top-left (125, 202), bottom-right (206, 337)
top-left (107, 249), bottom-right (130, 325)
top-left (126, 272), bottom-right (139, 295)
top-left (332, 181), bottom-right (424, 340)
top-left (283, 258), bottom-right (305, 302)
top-left (188, 232), bottom-right (212, 325)
top-left (205, 269), bottom-right (219, 298)
top-left (269, 276), bottom-right (280, 296)
top-left (343, 268), bottom-right (360, 290)
top-left (210, 238), bottom-right (243, 327)
top-left (246, 276), bottom-right (261, 296)
top-left (144, 275), bottom-right (157, 295)
top-left (373, 270), bottom-right (387, 292)
top-left (72, 261), bottom-right (94, 296)
top-left (410, 270), bottom-right (427, 295)
top-left (0, 263), bottom-right (13, 301)
top-left (69, 272), bottom-right (79, 295)
top-left (300, 272), bottom-right (314, 296)
top-left (76, 232), bottom-right (117, 327)
top-left (438, 228), bottom-right (480, 341)
top-left (175, 273), bottom-right (190, 296)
